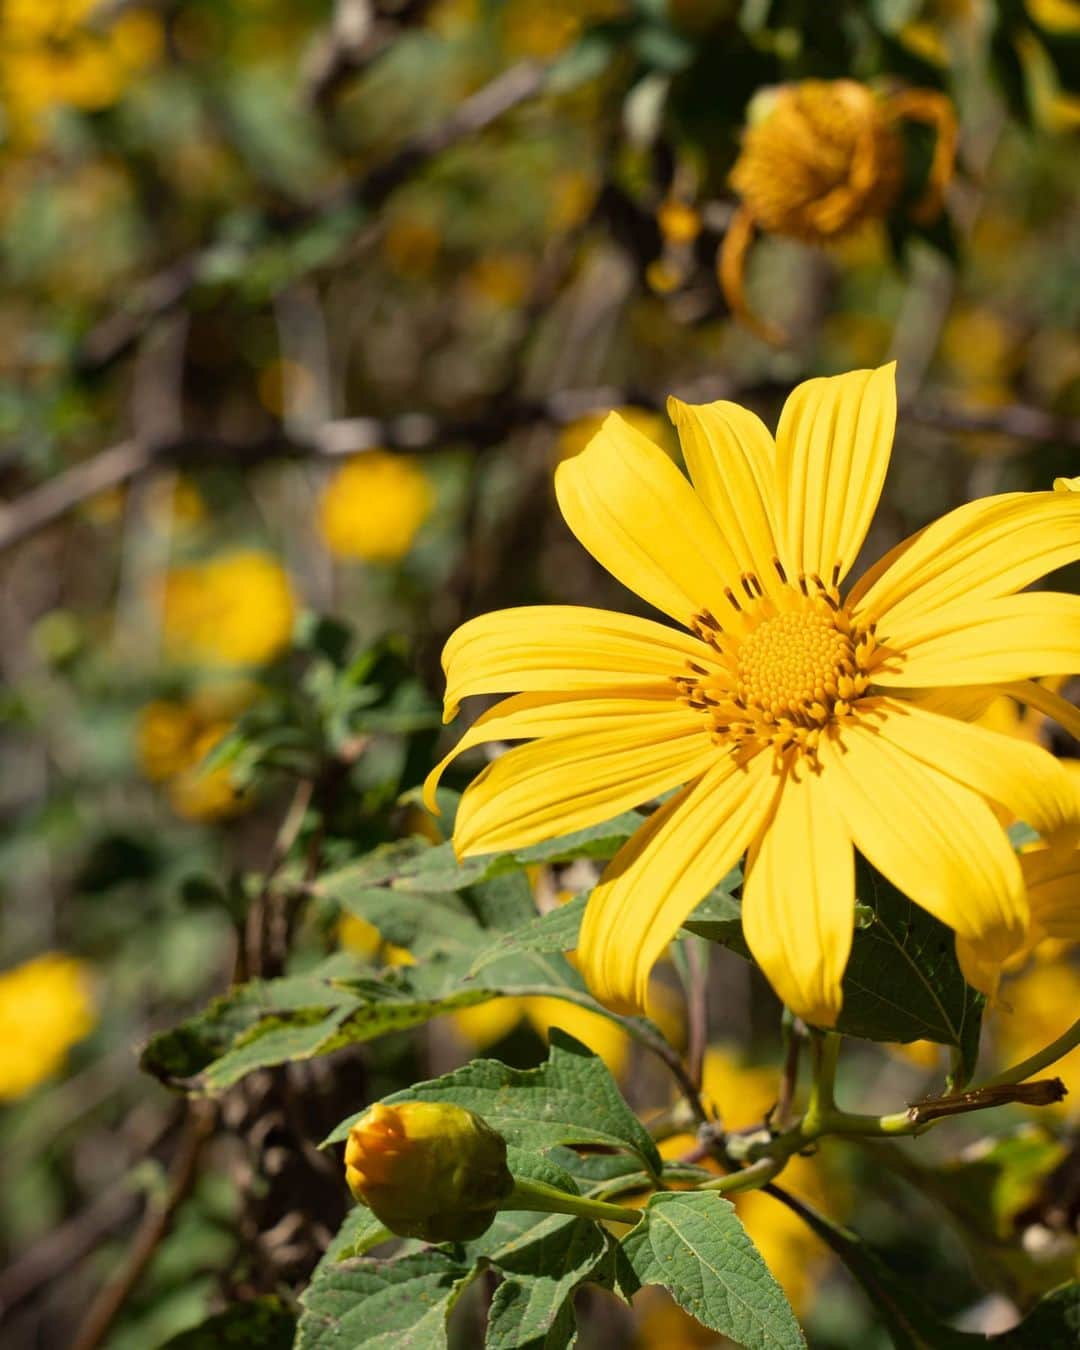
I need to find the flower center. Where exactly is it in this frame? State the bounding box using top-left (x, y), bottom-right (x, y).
top-left (675, 576), bottom-right (877, 759)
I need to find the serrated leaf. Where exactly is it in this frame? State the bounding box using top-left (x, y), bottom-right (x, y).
top-left (471, 896), bottom-right (588, 975)
top-left (485, 1216), bottom-right (608, 1350)
top-left (619, 1192), bottom-right (805, 1349)
top-left (158, 1298), bottom-right (295, 1349)
top-left (325, 1033), bottom-right (661, 1177)
top-left (295, 1250), bottom-right (478, 1350)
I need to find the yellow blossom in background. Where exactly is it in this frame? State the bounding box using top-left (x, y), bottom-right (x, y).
top-left (0, 954), bottom-right (96, 1101)
top-left (557, 406), bottom-right (669, 463)
top-left (137, 683), bottom-right (256, 821)
top-left (381, 215), bottom-right (442, 280)
top-left (939, 305), bottom-right (1022, 411)
top-left (657, 198), bottom-right (702, 247)
top-left (428, 365), bottom-right (1080, 1026)
top-left (319, 452), bottom-right (434, 563)
top-left (547, 170), bottom-right (598, 232)
top-left (993, 960), bottom-right (1080, 1105)
top-left (461, 252), bottom-right (535, 310)
top-left (338, 915), bottom-right (414, 968)
top-left (500, 0), bottom-right (624, 59)
top-left (721, 80), bottom-right (956, 341)
top-left (0, 0), bottom-right (162, 142)
top-left (1026, 0), bottom-right (1080, 32)
top-left (162, 550), bottom-right (296, 667)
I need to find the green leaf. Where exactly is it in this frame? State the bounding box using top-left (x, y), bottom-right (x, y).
top-left (681, 874), bottom-right (746, 952)
top-left (470, 895), bottom-right (588, 974)
top-left (618, 1192), bottom-right (805, 1349)
top-left (997, 1282), bottom-right (1080, 1349)
top-left (485, 1216), bottom-right (608, 1350)
top-left (325, 1033), bottom-right (662, 1177)
top-left (320, 1205), bottom-right (393, 1265)
top-left (836, 859), bottom-right (983, 1080)
top-left (295, 1250), bottom-right (478, 1350)
top-left (158, 1298), bottom-right (295, 1349)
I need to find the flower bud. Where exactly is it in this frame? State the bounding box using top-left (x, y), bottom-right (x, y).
top-left (343, 1100), bottom-right (514, 1242)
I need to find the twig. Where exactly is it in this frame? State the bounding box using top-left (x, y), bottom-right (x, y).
top-left (70, 1101), bottom-right (217, 1350)
top-left (75, 61), bottom-right (545, 374)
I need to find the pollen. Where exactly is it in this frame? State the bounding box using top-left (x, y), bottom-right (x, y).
top-left (736, 609), bottom-right (853, 721)
top-left (678, 581), bottom-right (875, 760)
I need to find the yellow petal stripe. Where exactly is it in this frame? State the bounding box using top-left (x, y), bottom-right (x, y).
top-left (423, 689), bottom-right (701, 812)
top-left (578, 753), bottom-right (778, 1013)
top-left (775, 364), bottom-right (897, 586)
top-left (554, 411), bottom-right (747, 624)
top-left (454, 717), bottom-right (717, 858)
top-left (820, 722), bottom-right (1028, 959)
top-left (440, 605), bottom-right (713, 720)
top-left (1021, 846), bottom-right (1080, 942)
top-left (875, 593), bottom-right (1080, 688)
top-left (868, 696), bottom-right (1079, 840)
top-left (665, 396), bottom-right (786, 592)
top-left (742, 765), bottom-right (854, 1028)
top-left (852, 491), bottom-right (1080, 628)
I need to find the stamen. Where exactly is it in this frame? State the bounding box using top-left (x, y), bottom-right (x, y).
top-left (773, 558), bottom-right (787, 584)
top-left (723, 587), bottom-right (742, 613)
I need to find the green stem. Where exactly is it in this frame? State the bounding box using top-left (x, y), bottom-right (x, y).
top-left (503, 1178), bottom-right (641, 1226)
top-left (803, 1031), bottom-right (840, 1134)
top-left (977, 1014), bottom-right (1080, 1089)
top-left (698, 1157), bottom-right (783, 1195)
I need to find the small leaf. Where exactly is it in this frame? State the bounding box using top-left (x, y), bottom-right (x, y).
top-left (619, 1192), bottom-right (806, 1349)
top-left (485, 1216), bottom-right (609, 1350)
top-left (295, 1250), bottom-right (478, 1350)
top-left (471, 896), bottom-right (587, 974)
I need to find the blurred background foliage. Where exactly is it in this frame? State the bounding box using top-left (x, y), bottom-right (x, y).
top-left (0, 0), bottom-right (1078, 1346)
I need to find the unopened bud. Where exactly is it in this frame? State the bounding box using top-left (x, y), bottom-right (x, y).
top-left (344, 1100), bottom-right (514, 1242)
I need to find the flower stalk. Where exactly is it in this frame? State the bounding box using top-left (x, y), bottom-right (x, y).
top-left (503, 1178), bottom-right (641, 1226)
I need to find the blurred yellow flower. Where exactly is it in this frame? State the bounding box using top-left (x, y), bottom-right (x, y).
top-left (382, 215), bottom-right (442, 280)
top-left (339, 914), bottom-right (414, 968)
top-left (137, 684), bottom-right (255, 822)
top-left (449, 989), bottom-right (631, 1078)
top-left (993, 959), bottom-right (1080, 1105)
top-left (162, 551), bottom-right (296, 667)
top-left (461, 252), bottom-right (535, 310)
top-left (319, 453), bottom-right (434, 563)
top-left (657, 199), bottom-right (702, 247)
top-left (722, 80), bottom-right (956, 341)
top-left (0, 954), bottom-right (96, 1101)
top-left (500, 0), bottom-right (623, 58)
top-left (1027, 0), bottom-right (1080, 32)
top-left (0, 1), bottom-right (162, 141)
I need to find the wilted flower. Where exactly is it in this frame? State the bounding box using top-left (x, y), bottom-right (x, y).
top-left (320, 453), bottom-right (434, 563)
top-left (344, 1100), bottom-right (514, 1241)
top-left (721, 79), bottom-right (957, 342)
top-left (0, 954), bottom-right (96, 1100)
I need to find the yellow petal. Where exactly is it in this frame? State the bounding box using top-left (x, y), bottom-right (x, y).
top-left (742, 765), bottom-right (854, 1027)
top-left (775, 364), bottom-right (896, 587)
top-left (1021, 846), bottom-right (1080, 941)
top-left (454, 717), bottom-right (717, 857)
top-left (424, 688), bottom-right (699, 812)
top-left (954, 935), bottom-right (1002, 1001)
top-left (820, 722), bottom-right (1028, 958)
top-left (554, 411), bottom-right (748, 624)
top-left (665, 396), bottom-right (786, 592)
top-left (852, 491), bottom-right (1080, 629)
top-left (874, 593), bottom-right (1080, 688)
top-left (869, 696), bottom-right (1079, 840)
top-left (998, 679), bottom-right (1080, 745)
top-left (578, 752), bottom-right (778, 1012)
top-left (440, 605), bottom-right (712, 720)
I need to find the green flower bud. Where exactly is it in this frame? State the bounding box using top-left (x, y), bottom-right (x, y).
top-left (343, 1100), bottom-right (514, 1242)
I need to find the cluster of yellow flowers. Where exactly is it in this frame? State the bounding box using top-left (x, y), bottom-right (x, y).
top-left (161, 550), bottom-right (296, 668)
top-left (0, 953), bottom-right (96, 1101)
top-left (431, 364), bottom-right (1080, 1028)
top-left (319, 453), bottom-right (434, 563)
top-left (0, 0), bottom-right (162, 143)
top-left (137, 683), bottom-right (255, 822)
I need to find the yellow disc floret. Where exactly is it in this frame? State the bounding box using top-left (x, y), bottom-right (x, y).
top-left (736, 608), bottom-right (855, 723)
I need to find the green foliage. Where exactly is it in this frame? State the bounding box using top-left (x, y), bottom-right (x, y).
top-left (158, 1298), bottom-right (296, 1349)
top-left (619, 1193), bottom-right (806, 1350)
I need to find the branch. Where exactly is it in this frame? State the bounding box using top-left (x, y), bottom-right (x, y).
top-left (75, 61), bottom-right (546, 374)
top-left (71, 1102), bottom-right (217, 1350)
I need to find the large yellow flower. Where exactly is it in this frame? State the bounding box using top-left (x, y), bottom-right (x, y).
top-left (426, 365), bottom-right (1080, 1026)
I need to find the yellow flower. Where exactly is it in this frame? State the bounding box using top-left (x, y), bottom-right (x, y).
top-left (721, 80), bottom-right (956, 342)
top-left (319, 452), bottom-right (434, 563)
top-left (137, 685), bottom-right (254, 822)
top-left (162, 551), bottom-right (296, 667)
top-left (427, 365), bottom-right (1080, 1026)
top-left (0, 954), bottom-right (96, 1100)
top-left (338, 914), bottom-right (414, 968)
top-left (344, 1100), bottom-right (513, 1241)
top-left (993, 959), bottom-right (1080, 1103)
